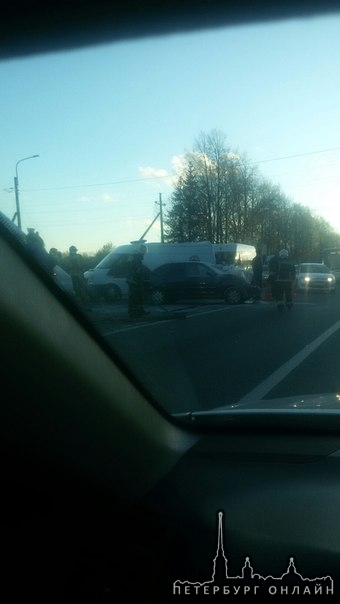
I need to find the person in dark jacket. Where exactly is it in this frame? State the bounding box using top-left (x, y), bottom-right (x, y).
top-left (251, 249), bottom-right (263, 300)
top-left (68, 245), bottom-right (86, 301)
top-left (127, 250), bottom-right (150, 318)
top-left (268, 249), bottom-right (296, 310)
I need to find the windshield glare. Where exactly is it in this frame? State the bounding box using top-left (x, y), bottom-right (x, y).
top-left (300, 265), bottom-right (329, 273)
top-left (2, 12), bottom-right (340, 420)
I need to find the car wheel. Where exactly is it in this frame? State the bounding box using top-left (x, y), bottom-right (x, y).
top-left (104, 284), bottom-right (122, 302)
top-left (224, 287), bottom-right (242, 304)
top-left (151, 289), bottom-right (166, 304)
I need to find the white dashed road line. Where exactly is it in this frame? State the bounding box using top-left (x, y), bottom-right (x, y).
top-left (237, 320), bottom-right (340, 404)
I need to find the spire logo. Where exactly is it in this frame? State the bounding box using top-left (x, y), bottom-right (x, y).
top-left (173, 511), bottom-right (334, 598)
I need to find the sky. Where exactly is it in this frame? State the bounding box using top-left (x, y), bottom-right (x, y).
top-left (1, 11), bottom-right (340, 254)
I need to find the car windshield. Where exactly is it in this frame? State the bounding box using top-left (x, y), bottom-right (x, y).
top-left (2, 10), bottom-right (340, 422)
top-left (300, 264), bottom-right (330, 273)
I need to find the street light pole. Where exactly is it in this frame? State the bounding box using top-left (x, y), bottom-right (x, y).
top-left (13, 154), bottom-right (39, 230)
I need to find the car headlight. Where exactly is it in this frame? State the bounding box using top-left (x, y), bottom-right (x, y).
top-left (303, 277), bottom-right (310, 283)
top-left (327, 277), bottom-right (334, 283)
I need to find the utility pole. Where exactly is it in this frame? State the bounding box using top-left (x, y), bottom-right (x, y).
top-left (13, 154), bottom-right (39, 230)
top-left (155, 192), bottom-right (166, 243)
top-left (13, 175), bottom-right (20, 229)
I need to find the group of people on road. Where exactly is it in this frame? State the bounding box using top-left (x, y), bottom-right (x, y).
top-left (67, 243), bottom-right (152, 314)
top-left (24, 229), bottom-right (149, 314)
top-left (24, 228), bottom-right (87, 302)
top-left (23, 226), bottom-right (296, 315)
top-left (126, 244), bottom-right (297, 317)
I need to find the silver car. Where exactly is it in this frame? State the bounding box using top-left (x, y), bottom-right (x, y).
top-left (295, 263), bottom-right (336, 292)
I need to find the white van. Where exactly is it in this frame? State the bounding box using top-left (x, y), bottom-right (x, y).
top-left (84, 241), bottom-right (216, 301)
top-left (214, 242), bottom-right (256, 281)
top-left (214, 242), bottom-right (256, 269)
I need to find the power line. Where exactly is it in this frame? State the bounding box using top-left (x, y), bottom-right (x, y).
top-left (253, 146), bottom-right (340, 165)
top-left (22, 173), bottom-right (171, 192)
top-left (6, 145), bottom-right (340, 194)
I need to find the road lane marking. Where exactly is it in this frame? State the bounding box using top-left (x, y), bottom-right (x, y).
top-left (101, 303), bottom-right (238, 334)
top-left (100, 299), bottom-right (315, 335)
top-left (237, 320), bottom-right (340, 404)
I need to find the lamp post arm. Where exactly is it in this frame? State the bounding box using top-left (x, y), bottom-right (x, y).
top-left (16, 154), bottom-right (39, 178)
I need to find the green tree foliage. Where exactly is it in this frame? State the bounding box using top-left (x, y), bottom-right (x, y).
top-left (165, 163), bottom-right (207, 242)
top-left (165, 129), bottom-right (340, 261)
top-left (92, 242), bottom-right (114, 265)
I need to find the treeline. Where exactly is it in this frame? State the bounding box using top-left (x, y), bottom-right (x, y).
top-left (164, 129), bottom-right (340, 261)
top-left (60, 242), bottom-right (114, 272)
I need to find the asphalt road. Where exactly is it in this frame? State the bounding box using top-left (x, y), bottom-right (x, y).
top-left (84, 289), bottom-right (340, 415)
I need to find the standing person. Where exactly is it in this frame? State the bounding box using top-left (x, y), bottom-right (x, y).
top-left (127, 249), bottom-right (150, 319)
top-left (268, 249), bottom-right (296, 310)
top-left (251, 249), bottom-right (263, 300)
top-left (68, 245), bottom-right (86, 301)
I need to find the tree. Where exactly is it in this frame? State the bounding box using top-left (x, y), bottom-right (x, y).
top-left (165, 128), bottom-right (340, 261)
top-left (165, 163), bottom-right (206, 241)
top-left (93, 242), bottom-right (114, 264)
